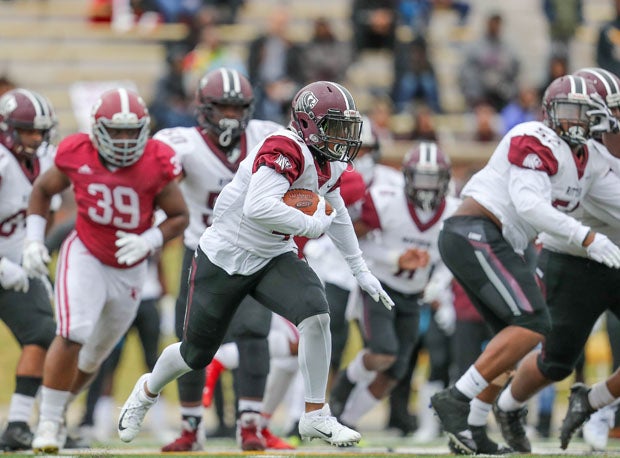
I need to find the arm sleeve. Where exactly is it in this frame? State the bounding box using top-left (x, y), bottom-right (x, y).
top-left (508, 166), bottom-right (590, 246)
top-left (243, 166), bottom-right (319, 236)
top-left (324, 189), bottom-right (368, 274)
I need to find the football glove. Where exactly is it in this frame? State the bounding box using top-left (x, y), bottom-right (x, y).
top-left (355, 269), bottom-right (395, 310)
top-left (434, 301), bottom-right (456, 335)
top-left (586, 233), bottom-right (620, 269)
top-left (0, 257), bottom-right (29, 293)
top-left (115, 228), bottom-right (163, 266)
top-left (22, 240), bottom-right (51, 277)
top-left (304, 197), bottom-right (337, 239)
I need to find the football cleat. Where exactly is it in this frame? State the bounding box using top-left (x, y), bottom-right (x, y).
top-left (298, 404), bottom-right (361, 447)
top-left (560, 382), bottom-right (596, 449)
top-left (32, 419), bottom-right (62, 454)
top-left (430, 387), bottom-right (474, 453)
top-left (0, 421), bottom-right (33, 451)
top-left (161, 429), bottom-right (202, 452)
top-left (261, 427), bottom-right (295, 450)
top-left (118, 373), bottom-right (159, 442)
top-left (493, 403), bottom-right (531, 452)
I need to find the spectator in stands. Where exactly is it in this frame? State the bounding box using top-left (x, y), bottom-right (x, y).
top-left (458, 12), bottom-right (520, 112)
top-left (398, 104), bottom-right (438, 141)
top-left (542, 0), bottom-right (583, 58)
top-left (398, 0), bottom-right (470, 37)
top-left (391, 36), bottom-right (441, 114)
top-left (247, 9), bottom-right (305, 124)
top-left (182, 22), bottom-right (246, 97)
top-left (538, 52), bottom-right (569, 100)
top-left (596, 0), bottom-right (620, 76)
top-left (149, 46), bottom-right (196, 132)
top-left (302, 17), bottom-right (352, 84)
top-left (367, 94), bottom-right (396, 149)
top-left (471, 102), bottom-right (500, 143)
top-left (351, 0), bottom-right (398, 56)
top-left (500, 86), bottom-right (540, 134)
top-left (0, 75), bottom-right (16, 97)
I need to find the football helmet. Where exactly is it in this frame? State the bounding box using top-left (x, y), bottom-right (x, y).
top-left (0, 88), bottom-right (56, 157)
top-left (91, 88), bottom-right (150, 167)
top-left (574, 67), bottom-right (620, 109)
top-left (542, 75), bottom-right (599, 145)
top-left (402, 141), bottom-right (451, 211)
top-left (196, 68), bottom-right (254, 148)
top-left (290, 81), bottom-right (362, 162)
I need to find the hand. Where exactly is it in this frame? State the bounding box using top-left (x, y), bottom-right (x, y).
top-left (433, 301), bottom-right (456, 335)
top-left (115, 228), bottom-right (162, 266)
top-left (355, 270), bottom-right (395, 310)
top-left (22, 240), bottom-right (51, 277)
top-left (0, 257), bottom-right (29, 293)
top-left (585, 233), bottom-right (620, 268)
top-left (398, 248), bottom-right (430, 271)
top-left (422, 279), bottom-right (444, 304)
top-left (588, 94), bottom-right (619, 134)
top-left (305, 197), bottom-right (336, 238)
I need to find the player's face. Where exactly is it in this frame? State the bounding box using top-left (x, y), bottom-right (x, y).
top-left (107, 127), bottom-right (141, 140)
top-left (15, 127), bottom-right (45, 156)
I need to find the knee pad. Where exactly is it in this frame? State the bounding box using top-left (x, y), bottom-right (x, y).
top-left (180, 339), bottom-right (218, 370)
top-left (537, 352), bottom-right (572, 382)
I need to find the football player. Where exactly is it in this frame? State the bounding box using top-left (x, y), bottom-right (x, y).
top-left (430, 74), bottom-right (620, 455)
top-left (0, 89), bottom-right (58, 452)
top-left (487, 67), bottom-right (620, 452)
top-left (117, 80), bottom-right (394, 448)
top-left (153, 67), bottom-right (292, 451)
top-left (329, 142), bottom-right (459, 433)
top-left (22, 88), bottom-right (189, 454)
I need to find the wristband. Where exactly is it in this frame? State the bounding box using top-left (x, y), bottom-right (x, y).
top-left (26, 214), bottom-right (47, 242)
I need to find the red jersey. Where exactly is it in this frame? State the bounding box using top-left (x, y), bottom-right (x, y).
top-left (55, 133), bottom-right (181, 268)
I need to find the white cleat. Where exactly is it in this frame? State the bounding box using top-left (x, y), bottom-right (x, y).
top-left (298, 404), bottom-right (361, 447)
top-left (118, 373), bottom-right (159, 442)
top-left (583, 404), bottom-right (616, 451)
top-left (32, 419), bottom-right (62, 454)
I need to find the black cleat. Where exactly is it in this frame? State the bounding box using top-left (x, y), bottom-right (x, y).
top-left (0, 421), bottom-right (33, 451)
top-left (448, 426), bottom-right (514, 455)
top-left (493, 404), bottom-right (531, 452)
top-left (329, 371), bottom-right (355, 418)
top-left (560, 382), bottom-right (595, 450)
top-left (431, 387), bottom-right (474, 453)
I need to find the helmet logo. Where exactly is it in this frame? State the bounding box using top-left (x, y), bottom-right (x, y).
top-left (0, 95), bottom-right (17, 119)
top-left (295, 91), bottom-right (318, 114)
top-left (309, 133), bottom-right (320, 143)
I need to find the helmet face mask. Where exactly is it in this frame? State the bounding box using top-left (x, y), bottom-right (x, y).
top-left (291, 81), bottom-right (362, 162)
top-left (542, 75), bottom-right (598, 146)
top-left (196, 68), bottom-right (254, 148)
top-left (91, 88), bottom-right (150, 168)
top-left (574, 67), bottom-right (620, 140)
top-left (402, 142), bottom-right (451, 211)
top-left (0, 89), bottom-right (56, 157)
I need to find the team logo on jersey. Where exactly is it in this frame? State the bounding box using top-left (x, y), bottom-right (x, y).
top-left (275, 154), bottom-right (292, 170)
top-left (522, 153), bottom-right (542, 170)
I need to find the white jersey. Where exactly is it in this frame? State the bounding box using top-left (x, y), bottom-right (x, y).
top-left (462, 121), bottom-right (592, 254)
top-left (540, 138), bottom-right (620, 255)
top-left (359, 184), bottom-right (459, 294)
top-left (154, 120), bottom-right (281, 250)
top-left (0, 144), bottom-right (57, 262)
top-left (199, 128), bottom-right (348, 275)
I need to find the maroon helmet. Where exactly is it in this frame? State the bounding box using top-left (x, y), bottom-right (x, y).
top-left (290, 81), bottom-right (362, 162)
top-left (402, 141), bottom-right (451, 211)
top-left (0, 88), bottom-right (56, 157)
top-left (542, 75), bottom-right (599, 145)
top-left (90, 88), bottom-right (150, 167)
top-left (574, 67), bottom-right (620, 109)
top-left (196, 68), bottom-right (254, 148)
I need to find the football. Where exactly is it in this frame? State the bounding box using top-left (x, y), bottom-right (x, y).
top-left (282, 189), bottom-right (333, 216)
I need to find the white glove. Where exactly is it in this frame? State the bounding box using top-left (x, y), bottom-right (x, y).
top-left (0, 257), bottom-right (29, 293)
top-left (115, 228), bottom-right (163, 266)
top-left (586, 233), bottom-right (620, 268)
top-left (588, 94), bottom-right (619, 134)
top-left (22, 240), bottom-right (51, 277)
top-left (304, 197), bottom-right (337, 239)
top-left (355, 270), bottom-right (395, 310)
top-left (423, 279), bottom-right (444, 304)
top-left (434, 301), bottom-right (456, 335)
